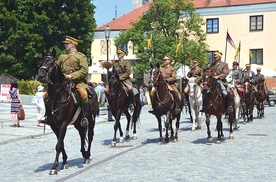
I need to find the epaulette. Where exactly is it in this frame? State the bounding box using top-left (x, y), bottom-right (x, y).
top-left (77, 51), bottom-right (86, 57)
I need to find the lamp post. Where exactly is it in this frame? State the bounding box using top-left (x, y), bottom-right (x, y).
top-left (104, 25), bottom-right (111, 82)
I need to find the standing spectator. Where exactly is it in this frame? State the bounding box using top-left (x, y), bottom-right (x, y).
top-left (98, 81), bottom-right (106, 105)
top-left (8, 81), bottom-right (22, 127)
top-left (33, 85), bottom-right (46, 127)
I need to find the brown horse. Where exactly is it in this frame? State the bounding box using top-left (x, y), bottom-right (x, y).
top-left (202, 69), bottom-right (235, 143)
top-left (37, 49), bottom-right (97, 175)
top-left (105, 69), bottom-right (141, 147)
top-left (243, 81), bottom-right (255, 123)
top-left (149, 63), bottom-right (183, 144)
top-left (255, 79), bottom-right (267, 118)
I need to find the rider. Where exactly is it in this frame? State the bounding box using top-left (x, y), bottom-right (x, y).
top-left (242, 63), bottom-right (257, 92)
top-left (56, 35), bottom-right (89, 126)
top-left (148, 55), bottom-right (181, 114)
top-left (111, 48), bottom-right (136, 105)
top-left (256, 67), bottom-right (269, 100)
top-left (211, 51), bottom-right (233, 113)
top-left (231, 61), bottom-right (244, 106)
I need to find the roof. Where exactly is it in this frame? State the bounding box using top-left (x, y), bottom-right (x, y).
top-left (95, 2), bottom-right (151, 31)
top-left (95, 0), bottom-right (276, 31)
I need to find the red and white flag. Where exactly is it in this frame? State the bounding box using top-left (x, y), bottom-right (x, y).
top-left (226, 32), bottom-right (237, 49)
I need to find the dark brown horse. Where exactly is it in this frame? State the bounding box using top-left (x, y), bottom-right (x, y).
top-left (149, 63), bottom-right (183, 144)
top-left (105, 69), bottom-right (141, 147)
top-left (255, 79), bottom-right (267, 118)
top-left (37, 49), bottom-right (97, 175)
top-left (243, 81), bottom-right (255, 123)
top-left (202, 69), bottom-right (235, 143)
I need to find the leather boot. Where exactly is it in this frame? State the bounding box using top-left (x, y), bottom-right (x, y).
top-left (81, 103), bottom-right (89, 127)
top-left (173, 93), bottom-right (181, 115)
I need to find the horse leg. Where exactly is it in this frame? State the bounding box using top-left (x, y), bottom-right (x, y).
top-left (205, 114), bottom-right (212, 143)
top-left (49, 126), bottom-right (67, 175)
top-left (111, 111), bottom-right (121, 147)
top-left (157, 116), bottom-right (163, 144)
top-left (125, 109), bottom-right (131, 140)
top-left (216, 117), bottom-right (223, 144)
top-left (164, 114), bottom-right (170, 143)
top-left (191, 104), bottom-right (196, 132)
top-left (229, 112), bottom-right (235, 140)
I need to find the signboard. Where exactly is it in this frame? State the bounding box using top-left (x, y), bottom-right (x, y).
top-left (0, 84), bottom-right (11, 101)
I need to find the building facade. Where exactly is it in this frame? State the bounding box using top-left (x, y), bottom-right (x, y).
top-left (90, 0), bottom-right (276, 90)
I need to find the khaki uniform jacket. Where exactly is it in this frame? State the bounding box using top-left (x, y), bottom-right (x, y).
top-left (188, 67), bottom-right (203, 84)
top-left (56, 50), bottom-right (88, 89)
top-left (256, 73), bottom-right (265, 83)
top-left (212, 61), bottom-right (230, 82)
top-left (113, 58), bottom-right (131, 82)
top-left (242, 69), bottom-right (256, 84)
top-left (160, 64), bottom-right (177, 85)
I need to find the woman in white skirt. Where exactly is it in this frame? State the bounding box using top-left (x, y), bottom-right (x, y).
top-left (33, 85), bottom-right (46, 126)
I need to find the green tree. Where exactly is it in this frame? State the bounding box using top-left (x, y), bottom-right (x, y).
top-left (0, 0), bottom-right (96, 80)
top-left (115, 0), bottom-right (209, 76)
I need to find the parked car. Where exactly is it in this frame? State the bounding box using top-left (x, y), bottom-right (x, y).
top-left (264, 91), bottom-right (276, 107)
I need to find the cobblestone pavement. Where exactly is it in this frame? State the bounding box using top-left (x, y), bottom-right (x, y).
top-left (0, 102), bottom-right (276, 182)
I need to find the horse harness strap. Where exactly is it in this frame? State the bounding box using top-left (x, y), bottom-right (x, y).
top-left (69, 106), bottom-right (82, 125)
top-left (63, 55), bottom-right (76, 75)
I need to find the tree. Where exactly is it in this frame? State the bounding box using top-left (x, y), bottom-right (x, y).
top-left (0, 0), bottom-right (96, 80)
top-left (115, 0), bottom-right (209, 76)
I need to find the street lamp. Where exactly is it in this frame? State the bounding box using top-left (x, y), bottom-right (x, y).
top-left (104, 25), bottom-right (111, 82)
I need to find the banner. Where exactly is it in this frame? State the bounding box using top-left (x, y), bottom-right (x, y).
top-left (226, 32), bottom-right (237, 49)
top-left (0, 84), bottom-right (11, 101)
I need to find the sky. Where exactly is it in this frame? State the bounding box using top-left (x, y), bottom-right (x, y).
top-left (93, 0), bottom-right (133, 27)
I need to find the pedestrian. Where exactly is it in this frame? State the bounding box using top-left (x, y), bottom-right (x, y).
top-left (55, 35), bottom-right (89, 126)
top-left (33, 85), bottom-right (46, 127)
top-left (8, 81), bottom-right (22, 127)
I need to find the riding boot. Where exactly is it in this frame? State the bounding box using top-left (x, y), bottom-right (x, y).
top-left (173, 93), bottom-right (181, 115)
top-left (81, 103), bottom-right (89, 127)
top-left (129, 89), bottom-right (134, 105)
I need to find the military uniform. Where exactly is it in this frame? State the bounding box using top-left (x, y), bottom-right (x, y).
top-left (57, 50), bottom-right (88, 102)
top-left (242, 64), bottom-right (257, 92)
top-left (113, 57), bottom-right (132, 84)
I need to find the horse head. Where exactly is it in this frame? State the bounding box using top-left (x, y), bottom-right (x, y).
top-left (38, 49), bottom-right (62, 83)
top-left (108, 69), bottom-right (121, 94)
top-left (149, 63), bottom-right (164, 86)
top-left (187, 77), bottom-right (197, 96)
top-left (202, 68), bottom-right (214, 92)
top-left (244, 81), bottom-right (251, 93)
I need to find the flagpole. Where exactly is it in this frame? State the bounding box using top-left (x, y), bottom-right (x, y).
top-left (224, 30), bottom-right (228, 63)
top-left (238, 41), bottom-right (241, 64)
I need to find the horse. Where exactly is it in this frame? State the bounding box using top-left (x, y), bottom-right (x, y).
top-left (182, 77), bottom-right (193, 122)
top-left (255, 79), bottom-right (267, 119)
top-left (105, 69), bottom-right (141, 147)
top-left (202, 69), bottom-right (235, 144)
top-left (149, 63), bottom-right (183, 144)
top-left (37, 49), bottom-right (97, 175)
top-left (225, 71), bottom-right (243, 130)
top-left (243, 80), bottom-right (255, 123)
top-left (186, 77), bottom-right (202, 131)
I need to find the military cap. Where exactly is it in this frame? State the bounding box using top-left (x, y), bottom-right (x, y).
top-left (116, 48), bottom-right (127, 55)
top-left (214, 51), bottom-right (223, 57)
top-left (239, 67), bottom-right (243, 71)
top-left (245, 63), bottom-right (251, 67)
top-left (163, 55), bottom-right (173, 61)
top-left (63, 35), bottom-right (79, 46)
top-left (193, 60), bottom-right (200, 65)
top-left (232, 61), bottom-right (239, 66)
top-left (257, 67), bottom-right (262, 71)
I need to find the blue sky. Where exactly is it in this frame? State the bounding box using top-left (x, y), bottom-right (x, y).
top-left (93, 0), bottom-right (133, 27)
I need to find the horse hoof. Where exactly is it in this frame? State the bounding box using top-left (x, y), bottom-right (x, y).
top-left (49, 169), bottom-right (58, 175)
top-left (197, 126), bottom-right (201, 129)
top-left (157, 141), bottom-right (163, 145)
top-left (216, 140), bottom-right (222, 144)
top-left (133, 134), bottom-right (137, 140)
top-left (125, 135), bottom-right (130, 140)
top-left (111, 141), bottom-right (116, 147)
top-left (84, 159), bottom-right (91, 164)
top-left (61, 163), bottom-right (69, 169)
top-left (119, 137), bottom-right (124, 143)
top-left (165, 139), bottom-right (169, 143)
top-left (191, 127), bottom-right (195, 132)
top-left (174, 138), bottom-right (178, 142)
top-left (229, 134), bottom-right (234, 140)
top-left (207, 137), bottom-right (213, 143)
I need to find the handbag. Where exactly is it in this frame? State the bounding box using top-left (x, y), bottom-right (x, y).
top-left (17, 106), bottom-right (25, 120)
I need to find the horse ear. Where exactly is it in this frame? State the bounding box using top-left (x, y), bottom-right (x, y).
top-left (157, 62), bottom-right (160, 68)
top-left (42, 51), bottom-right (46, 57)
top-left (150, 63), bottom-right (153, 69)
top-left (52, 49), bottom-right (56, 58)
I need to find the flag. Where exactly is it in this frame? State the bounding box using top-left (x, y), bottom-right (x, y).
top-left (234, 42), bottom-right (241, 60)
top-left (226, 32), bottom-right (237, 49)
top-left (249, 50), bottom-right (253, 58)
top-left (147, 34), bottom-right (152, 48)
top-left (176, 33), bottom-right (184, 55)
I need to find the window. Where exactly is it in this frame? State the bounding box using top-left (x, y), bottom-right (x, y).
top-left (206, 18), bottom-right (219, 33)
top-left (250, 49), bottom-right (263, 65)
top-left (250, 15), bottom-right (263, 31)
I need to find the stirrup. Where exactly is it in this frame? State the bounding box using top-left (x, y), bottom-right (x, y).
top-left (81, 117), bottom-right (89, 127)
top-left (227, 106), bottom-right (233, 113)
